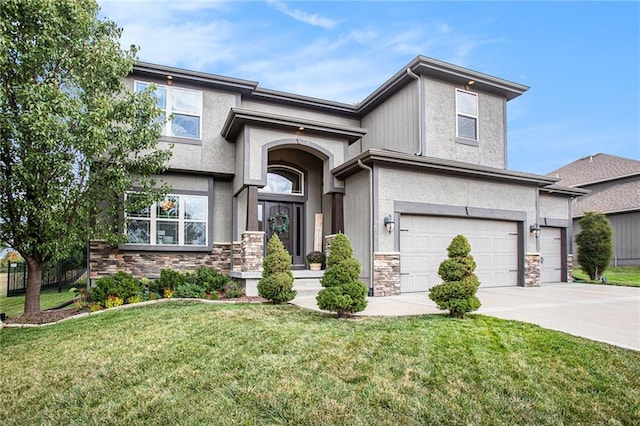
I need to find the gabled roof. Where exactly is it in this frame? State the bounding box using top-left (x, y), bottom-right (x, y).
top-left (548, 153), bottom-right (640, 187)
top-left (573, 180), bottom-right (640, 216)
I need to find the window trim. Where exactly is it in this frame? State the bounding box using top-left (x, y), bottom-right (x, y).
top-left (134, 80), bottom-right (203, 141)
top-left (124, 192), bottom-right (209, 248)
top-left (455, 88), bottom-right (479, 142)
top-left (258, 165), bottom-right (305, 197)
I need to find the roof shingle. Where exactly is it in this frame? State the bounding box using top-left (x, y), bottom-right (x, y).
top-left (548, 153), bottom-right (640, 187)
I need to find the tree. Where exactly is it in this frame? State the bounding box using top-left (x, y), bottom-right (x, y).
top-left (258, 234), bottom-right (297, 303)
top-left (0, 0), bottom-right (171, 315)
top-left (575, 212), bottom-right (613, 280)
top-left (316, 233), bottom-right (368, 318)
top-left (428, 234), bottom-right (481, 319)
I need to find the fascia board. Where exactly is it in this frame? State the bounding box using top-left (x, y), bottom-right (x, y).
top-left (334, 149), bottom-right (558, 186)
top-left (221, 108), bottom-right (367, 143)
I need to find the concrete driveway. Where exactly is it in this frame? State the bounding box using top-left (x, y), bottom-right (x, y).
top-left (292, 283), bottom-right (640, 351)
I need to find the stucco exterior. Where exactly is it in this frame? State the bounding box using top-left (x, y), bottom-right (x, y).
top-left (89, 55), bottom-right (583, 295)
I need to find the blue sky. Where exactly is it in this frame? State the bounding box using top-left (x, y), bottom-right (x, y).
top-left (98, 0), bottom-right (639, 175)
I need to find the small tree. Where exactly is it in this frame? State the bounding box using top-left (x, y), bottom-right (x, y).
top-left (0, 0), bottom-right (171, 314)
top-left (575, 212), bottom-right (613, 280)
top-left (316, 233), bottom-right (368, 318)
top-left (258, 234), bottom-right (296, 303)
top-left (428, 234), bottom-right (481, 319)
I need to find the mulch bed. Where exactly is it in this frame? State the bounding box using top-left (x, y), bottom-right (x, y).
top-left (2, 296), bottom-right (269, 325)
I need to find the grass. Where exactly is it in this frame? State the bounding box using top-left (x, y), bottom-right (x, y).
top-left (1, 302), bottom-right (639, 425)
top-left (0, 279), bottom-right (80, 318)
top-left (574, 266), bottom-right (640, 287)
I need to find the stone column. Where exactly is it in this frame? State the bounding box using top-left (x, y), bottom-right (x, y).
top-left (524, 252), bottom-right (541, 287)
top-left (373, 252), bottom-right (401, 296)
top-left (324, 234), bottom-right (337, 261)
top-left (241, 231), bottom-right (264, 272)
top-left (567, 254), bottom-right (573, 283)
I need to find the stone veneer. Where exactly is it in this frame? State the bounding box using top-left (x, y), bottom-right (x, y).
top-left (89, 240), bottom-right (232, 281)
top-left (567, 254), bottom-right (573, 283)
top-left (524, 252), bottom-right (541, 287)
top-left (373, 252), bottom-right (401, 296)
top-left (324, 234), bottom-right (337, 260)
top-left (240, 232), bottom-right (264, 272)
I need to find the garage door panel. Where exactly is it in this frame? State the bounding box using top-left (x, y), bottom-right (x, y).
top-left (401, 215), bottom-right (519, 292)
top-left (541, 227), bottom-right (562, 283)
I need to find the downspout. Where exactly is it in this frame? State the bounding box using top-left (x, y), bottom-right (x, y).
top-left (357, 159), bottom-right (375, 297)
top-left (406, 68), bottom-right (425, 156)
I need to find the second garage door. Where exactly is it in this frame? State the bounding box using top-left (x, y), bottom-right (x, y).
top-left (400, 215), bottom-right (519, 293)
top-left (540, 227), bottom-right (562, 283)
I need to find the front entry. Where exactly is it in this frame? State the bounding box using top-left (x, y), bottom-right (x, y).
top-left (260, 201), bottom-right (305, 268)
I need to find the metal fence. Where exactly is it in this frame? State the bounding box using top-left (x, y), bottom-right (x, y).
top-left (6, 260), bottom-right (86, 297)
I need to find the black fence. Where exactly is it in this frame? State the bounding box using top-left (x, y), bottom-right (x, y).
top-left (6, 260), bottom-right (86, 297)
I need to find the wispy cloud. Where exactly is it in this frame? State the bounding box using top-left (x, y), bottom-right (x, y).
top-left (267, 1), bottom-right (337, 30)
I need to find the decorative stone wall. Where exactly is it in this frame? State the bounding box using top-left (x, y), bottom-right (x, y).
top-left (241, 232), bottom-right (264, 272)
top-left (373, 252), bottom-right (401, 296)
top-left (89, 240), bottom-right (232, 280)
top-left (567, 254), bottom-right (573, 283)
top-left (524, 252), bottom-right (541, 287)
top-left (324, 234), bottom-right (337, 260)
top-left (232, 242), bottom-right (242, 272)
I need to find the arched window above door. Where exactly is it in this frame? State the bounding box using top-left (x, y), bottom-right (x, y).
top-left (259, 165), bottom-right (304, 196)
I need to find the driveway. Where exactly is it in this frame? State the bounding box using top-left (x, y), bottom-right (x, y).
top-left (292, 283), bottom-right (640, 351)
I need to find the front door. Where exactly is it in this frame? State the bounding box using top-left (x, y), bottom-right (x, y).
top-left (261, 201), bottom-right (305, 268)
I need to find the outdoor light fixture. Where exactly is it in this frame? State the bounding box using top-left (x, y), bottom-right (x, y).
top-left (530, 223), bottom-right (541, 238)
top-left (166, 75), bottom-right (173, 86)
top-left (383, 215), bottom-right (395, 233)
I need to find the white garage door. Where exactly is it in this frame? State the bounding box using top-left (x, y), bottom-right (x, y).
top-left (540, 227), bottom-right (562, 283)
top-left (400, 215), bottom-right (519, 293)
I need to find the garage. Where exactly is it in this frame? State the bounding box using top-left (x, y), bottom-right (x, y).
top-left (400, 215), bottom-right (520, 292)
top-left (540, 227), bottom-right (562, 283)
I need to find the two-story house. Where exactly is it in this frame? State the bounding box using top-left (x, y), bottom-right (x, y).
top-left (89, 55), bottom-right (585, 296)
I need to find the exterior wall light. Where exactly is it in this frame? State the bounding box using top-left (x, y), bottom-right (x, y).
top-left (383, 215), bottom-right (395, 233)
top-left (529, 223), bottom-right (541, 238)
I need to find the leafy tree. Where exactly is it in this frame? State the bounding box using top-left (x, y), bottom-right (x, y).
top-left (575, 212), bottom-right (613, 280)
top-left (258, 234), bottom-right (297, 303)
top-left (428, 234), bottom-right (481, 318)
top-left (316, 233), bottom-right (368, 318)
top-left (0, 0), bottom-right (171, 315)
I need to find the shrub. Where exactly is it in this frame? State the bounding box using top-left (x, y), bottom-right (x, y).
top-left (575, 212), bottom-right (613, 280)
top-left (316, 233), bottom-right (368, 318)
top-left (195, 266), bottom-right (233, 294)
top-left (152, 269), bottom-right (188, 292)
top-left (222, 281), bottom-right (244, 299)
top-left (258, 234), bottom-right (296, 303)
top-left (88, 271), bottom-right (143, 306)
top-left (174, 282), bottom-right (206, 299)
top-left (429, 235), bottom-right (481, 318)
top-left (104, 295), bottom-right (124, 309)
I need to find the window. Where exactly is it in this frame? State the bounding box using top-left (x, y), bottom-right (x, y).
top-left (258, 165), bottom-right (304, 195)
top-left (125, 193), bottom-right (208, 246)
top-left (135, 81), bottom-right (202, 140)
top-left (456, 89), bottom-right (478, 141)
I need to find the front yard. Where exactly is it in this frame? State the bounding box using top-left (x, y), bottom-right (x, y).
top-left (573, 266), bottom-right (640, 287)
top-left (1, 302), bottom-right (638, 425)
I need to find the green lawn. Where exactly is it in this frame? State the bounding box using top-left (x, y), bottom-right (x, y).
top-left (0, 282), bottom-right (79, 318)
top-left (574, 266), bottom-right (640, 287)
top-left (2, 302), bottom-right (639, 425)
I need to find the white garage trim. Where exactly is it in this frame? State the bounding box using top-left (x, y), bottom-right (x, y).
top-left (400, 215), bottom-right (521, 293)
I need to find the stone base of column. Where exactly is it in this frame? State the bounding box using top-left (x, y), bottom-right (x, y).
top-left (524, 252), bottom-right (541, 287)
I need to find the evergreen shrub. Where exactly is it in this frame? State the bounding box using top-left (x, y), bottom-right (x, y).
top-left (258, 234), bottom-right (296, 303)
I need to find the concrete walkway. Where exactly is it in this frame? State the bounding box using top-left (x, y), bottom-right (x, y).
top-left (292, 283), bottom-right (640, 351)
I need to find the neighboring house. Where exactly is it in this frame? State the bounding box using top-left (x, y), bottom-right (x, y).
top-left (89, 55), bottom-right (585, 296)
top-left (549, 153), bottom-right (640, 266)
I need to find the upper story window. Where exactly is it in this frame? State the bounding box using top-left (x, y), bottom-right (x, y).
top-left (456, 89), bottom-right (478, 141)
top-left (125, 193), bottom-right (208, 246)
top-left (259, 165), bottom-right (304, 196)
top-left (135, 81), bottom-right (202, 140)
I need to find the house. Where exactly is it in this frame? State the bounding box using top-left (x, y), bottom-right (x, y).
top-left (89, 55), bottom-right (586, 296)
top-left (548, 153), bottom-right (640, 266)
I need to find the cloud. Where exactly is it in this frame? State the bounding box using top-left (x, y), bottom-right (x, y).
top-left (267, 1), bottom-right (337, 30)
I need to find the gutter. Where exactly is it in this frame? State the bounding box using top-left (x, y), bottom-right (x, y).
top-left (406, 68), bottom-right (425, 156)
top-left (357, 160), bottom-right (375, 297)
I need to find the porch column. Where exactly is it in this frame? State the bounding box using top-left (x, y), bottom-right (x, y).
top-left (331, 192), bottom-right (344, 234)
top-left (246, 186), bottom-right (259, 231)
